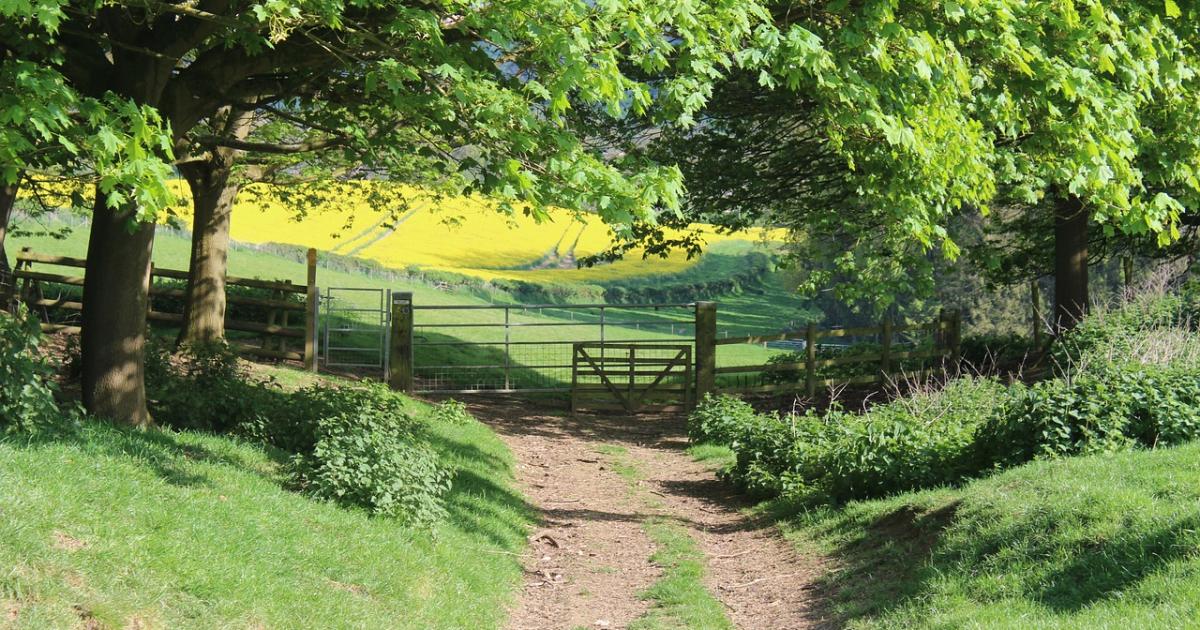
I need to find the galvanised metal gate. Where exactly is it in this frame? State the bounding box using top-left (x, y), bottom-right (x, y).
top-left (321, 287), bottom-right (391, 373)
top-left (411, 303), bottom-right (696, 393)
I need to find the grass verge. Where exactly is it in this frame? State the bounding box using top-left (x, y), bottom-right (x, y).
top-left (593, 444), bottom-right (732, 630)
top-left (630, 519), bottom-right (734, 630)
top-left (774, 440), bottom-right (1200, 628)
top-left (0, 399), bottom-right (534, 629)
top-left (685, 443), bottom-right (734, 472)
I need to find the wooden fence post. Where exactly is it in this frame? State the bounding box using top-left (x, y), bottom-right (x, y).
top-left (304, 248), bottom-right (318, 371)
top-left (694, 301), bottom-right (717, 401)
top-left (880, 316), bottom-right (893, 382)
top-left (805, 322), bottom-right (817, 398)
top-left (389, 291), bottom-right (414, 393)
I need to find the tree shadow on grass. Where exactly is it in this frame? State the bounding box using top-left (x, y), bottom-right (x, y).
top-left (40, 421), bottom-right (294, 489)
top-left (774, 494), bottom-right (1200, 626)
top-left (422, 429), bottom-right (537, 550)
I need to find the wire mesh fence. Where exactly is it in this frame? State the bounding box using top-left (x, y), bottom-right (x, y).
top-left (412, 303), bottom-right (697, 393)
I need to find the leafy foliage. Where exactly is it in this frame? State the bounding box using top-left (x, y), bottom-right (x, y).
top-left (975, 364), bottom-right (1200, 469)
top-left (145, 339), bottom-right (284, 435)
top-left (693, 378), bottom-right (1012, 502)
top-left (430, 399), bottom-right (472, 425)
top-left (686, 394), bottom-right (758, 446)
top-left (289, 387), bottom-right (451, 525)
top-left (145, 348), bottom-right (453, 523)
top-left (0, 307), bottom-right (77, 436)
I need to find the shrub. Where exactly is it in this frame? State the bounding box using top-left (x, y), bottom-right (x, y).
top-left (145, 339), bottom-right (286, 434)
top-left (145, 348), bottom-right (454, 525)
top-left (958, 332), bottom-right (1037, 368)
top-left (707, 378), bottom-right (1011, 503)
top-left (0, 307), bottom-right (78, 437)
top-left (1051, 292), bottom-right (1199, 371)
top-left (431, 398), bottom-right (472, 424)
top-left (975, 364), bottom-right (1200, 469)
top-left (290, 386), bottom-right (451, 524)
top-left (687, 394), bottom-right (757, 445)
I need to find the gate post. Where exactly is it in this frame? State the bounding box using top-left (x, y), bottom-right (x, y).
top-left (695, 301), bottom-right (717, 401)
top-left (389, 291), bottom-right (414, 393)
top-left (304, 248), bottom-right (318, 371)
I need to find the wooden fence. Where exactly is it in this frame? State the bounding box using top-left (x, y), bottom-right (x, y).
top-left (698, 306), bottom-right (961, 398)
top-left (4, 247), bottom-right (319, 368)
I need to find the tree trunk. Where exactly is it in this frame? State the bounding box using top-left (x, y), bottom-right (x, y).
top-left (1053, 195), bottom-right (1089, 332)
top-left (177, 107), bottom-right (252, 346)
top-left (177, 162), bottom-right (238, 345)
top-left (78, 40), bottom-right (176, 426)
top-left (81, 190), bottom-right (156, 427)
top-left (0, 177), bottom-right (18, 295)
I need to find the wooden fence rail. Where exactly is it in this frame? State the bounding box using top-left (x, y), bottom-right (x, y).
top-left (706, 311), bottom-right (961, 398)
top-left (3, 247), bottom-right (319, 368)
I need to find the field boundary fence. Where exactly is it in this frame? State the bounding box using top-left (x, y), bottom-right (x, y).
top-left (399, 302), bottom-right (697, 394)
top-left (3, 246), bottom-right (321, 369)
top-left (711, 310), bottom-right (962, 397)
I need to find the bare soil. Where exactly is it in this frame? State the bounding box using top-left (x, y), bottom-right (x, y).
top-left (466, 399), bottom-right (830, 630)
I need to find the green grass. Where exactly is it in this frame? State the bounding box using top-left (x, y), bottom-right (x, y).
top-left (630, 519), bottom-right (734, 630)
top-left (685, 443), bottom-right (735, 472)
top-left (775, 441), bottom-right (1200, 628)
top-left (0, 400), bottom-right (535, 629)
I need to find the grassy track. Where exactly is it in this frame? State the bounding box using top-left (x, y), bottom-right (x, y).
top-left (0, 385), bottom-right (534, 629)
top-left (594, 444), bottom-right (733, 630)
top-left (776, 441), bottom-right (1200, 628)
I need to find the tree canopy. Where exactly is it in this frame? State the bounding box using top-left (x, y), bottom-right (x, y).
top-left (601, 1), bottom-right (1200, 322)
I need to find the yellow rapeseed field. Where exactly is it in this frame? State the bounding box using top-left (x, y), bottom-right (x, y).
top-left (172, 182), bottom-right (782, 283)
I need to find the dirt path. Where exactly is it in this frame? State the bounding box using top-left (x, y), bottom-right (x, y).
top-left (467, 401), bottom-right (828, 630)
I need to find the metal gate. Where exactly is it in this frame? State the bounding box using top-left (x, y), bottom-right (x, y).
top-left (321, 287), bottom-right (391, 373)
top-left (411, 303), bottom-right (696, 393)
top-left (571, 343), bottom-right (693, 412)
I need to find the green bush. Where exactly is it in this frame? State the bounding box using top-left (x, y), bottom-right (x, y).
top-left (146, 348), bottom-right (454, 524)
top-left (0, 307), bottom-right (78, 437)
top-left (958, 332), bottom-right (1036, 367)
top-left (975, 364), bottom-right (1200, 469)
top-left (145, 339), bottom-right (286, 434)
top-left (431, 398), bottom-right (472, 424)
top-left (687, 394), bottom-right (757, 445)
top-left (289, 384), bottom-right (451, 524)
top-left (1051, 291), bottom-right (1200, 370)
top-left (693, 378), bottom-right (1011, 502)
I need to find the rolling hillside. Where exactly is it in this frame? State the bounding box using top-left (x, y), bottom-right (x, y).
top-left (162, 182), bottom-right (786, 285)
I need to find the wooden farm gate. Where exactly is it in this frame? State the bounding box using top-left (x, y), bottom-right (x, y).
top-left (570, 343), bottom-right (693, 412)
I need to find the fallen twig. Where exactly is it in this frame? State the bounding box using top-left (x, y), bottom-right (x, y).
top-left (729, 573), bottom-right (799, 589)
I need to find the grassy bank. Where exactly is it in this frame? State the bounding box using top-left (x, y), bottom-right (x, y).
top-left (775, 441), bottom-right (1200, 628)
top-left (0, 397), bottom-right (534, 629)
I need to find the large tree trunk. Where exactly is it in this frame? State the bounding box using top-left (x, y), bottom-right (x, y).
top-left (79, 43), bottom-right (173, 426)
top-left (177, 162), bottom-right (239, 345)
top-left (177, 108), bottom-right (252, 346)
top-left (81, 191), bottom-right (156, 427)
top-left (1053, 195), bottom-right (1089, 332)
top-left (0, 177), bottom-right (18, 294)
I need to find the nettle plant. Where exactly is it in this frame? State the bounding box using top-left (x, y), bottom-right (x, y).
top-left (0, 307), bottom-right (79, 436)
